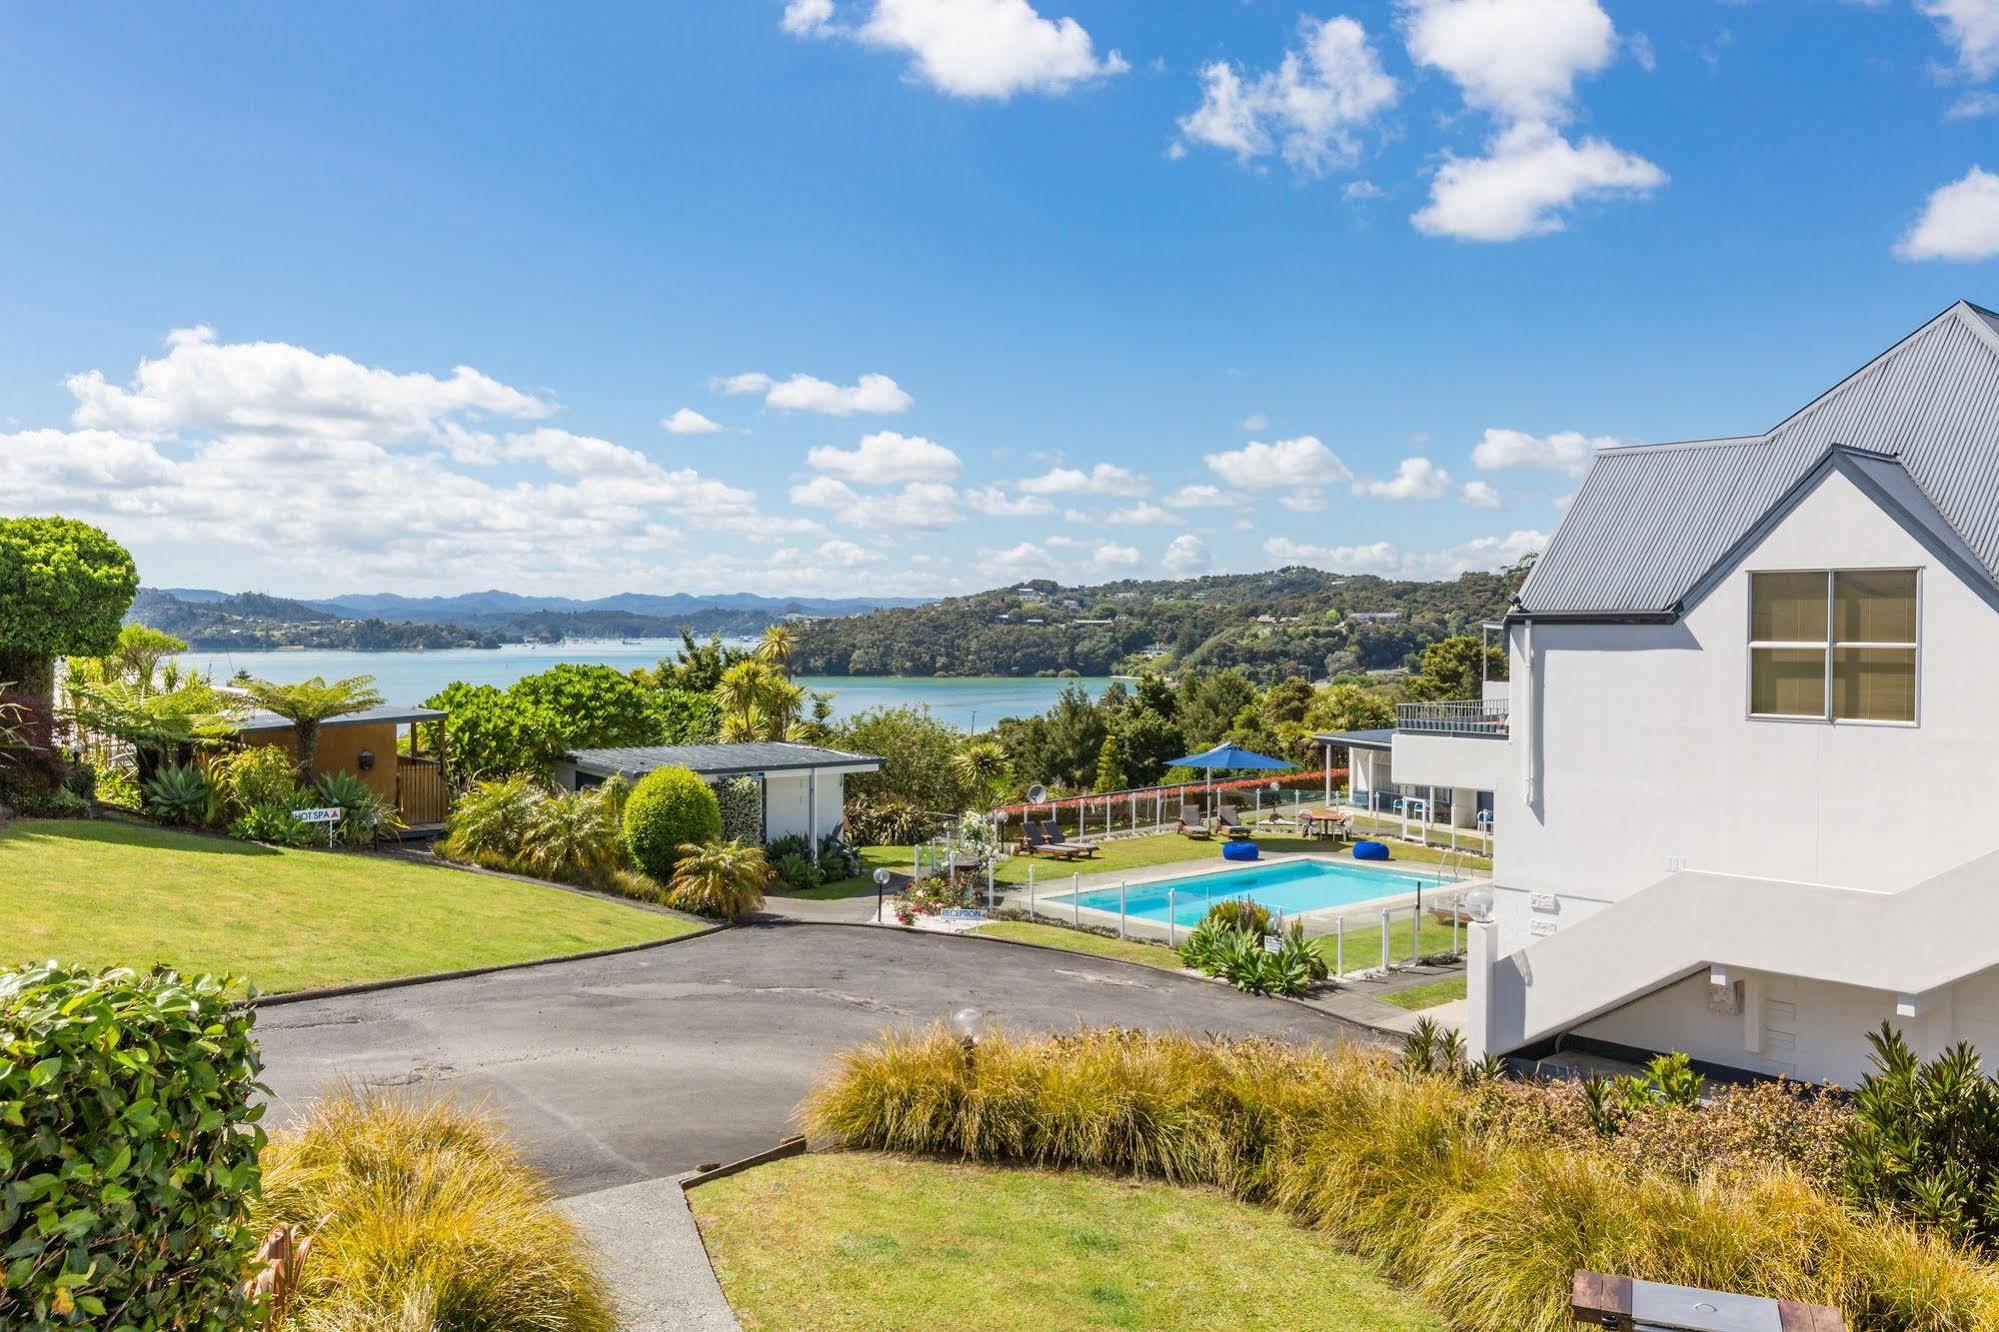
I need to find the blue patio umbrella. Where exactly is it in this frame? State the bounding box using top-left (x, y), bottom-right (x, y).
top-left (1167, 742), bottom-right (1294, 813)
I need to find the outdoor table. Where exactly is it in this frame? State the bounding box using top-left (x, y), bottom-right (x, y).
top-left (1300, 808), bottom-right (1350, 838)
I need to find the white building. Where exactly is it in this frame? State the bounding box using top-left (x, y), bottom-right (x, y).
top-left (555, 741), bottom-right (881, 850)
top-left (1445, 300), bottom-right (1999, 1084)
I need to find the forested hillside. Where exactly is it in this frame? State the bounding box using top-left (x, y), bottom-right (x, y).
top-left (788, 563), bottom-right (1529, 681)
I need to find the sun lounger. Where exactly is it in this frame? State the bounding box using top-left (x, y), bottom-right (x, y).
top-left (1038, 821), bottom-right (1099, 857)
top-left (1022, 822), bottom-right (1089, 860)
top-left (1216, 805), bottom-right (1256, 840)
top-left (1178, 804), bottom-right (1213, 839)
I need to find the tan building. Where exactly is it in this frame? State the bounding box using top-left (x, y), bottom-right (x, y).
top-left (235, 703), bottom-right (451, 831)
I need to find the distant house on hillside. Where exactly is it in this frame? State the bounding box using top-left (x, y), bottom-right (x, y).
top-left (1349, 611), bottom-right (1403, 625)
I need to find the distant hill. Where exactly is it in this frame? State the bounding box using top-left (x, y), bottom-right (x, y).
top-left (787, 564), bottom-right (1528, 681)
top-left (128, 585), bottom-right (931, 652)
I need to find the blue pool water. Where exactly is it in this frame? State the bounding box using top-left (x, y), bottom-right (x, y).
top-left (1046, 857), bottom-right (1454, 928)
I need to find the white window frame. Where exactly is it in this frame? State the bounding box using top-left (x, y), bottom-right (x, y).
top-left (1745, 567), bottom-right (1921, 727)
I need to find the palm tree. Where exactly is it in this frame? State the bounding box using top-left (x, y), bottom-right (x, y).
top-left (241, 675), bottom-right (384, 782)
top-left (754, 623), bottom-right (795, 667)
top-left (714, 660), bottom-right (804, 742)
top-left (665, 840), bottom-right (772, 920)
top-left (952, 739), bottom-right (1012, 814)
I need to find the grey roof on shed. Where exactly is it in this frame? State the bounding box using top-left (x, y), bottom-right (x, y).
top-left (565, 742), bottom-right (882, 779)
top-left (234, 703), bottom-right (447, 736)
top-left (1518, 301), bottom-right (1999, 617)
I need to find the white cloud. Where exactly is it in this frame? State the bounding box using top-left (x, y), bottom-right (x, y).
top-left (0, 330), bottom-right (815, 593)
top-left (1356, 456), bottom-right (1452, 500)
top-left (1461, 479), bottom-right (1503, 509)
top-left (67, 323), bottom-right (553, 442)
top-left (844, 480), bottom-right (963, 531)
top-left (1264, 528), bottom-right (1546, 578)
top-left (1241, 412), bottom-right (1271, 431)
top-left (806, 430), bottom-right (962, 483)
top-left (782, 0), bottom-right (837, 37)
top-left (718, 370), bottom-right (913, 415)
top-left (660, 407), bottom-right (725, 434)
top-left (1165, 483), bottom-right (1245, 509)
top-left (984, 541), bottom-right (1056, 578)
top-left (1105, 501), bottom-right (1173, 525)
top-left (962, 484), bottom-right (1055, 516)
top-left (817, 537), bottom-right (881, 567)
top-left (1018, 462), bottom-right (1148, 495)
top-left (1947, 91), bottom-right (1999, 119)
top-left (1092, 542), bottom-right (1142, 573)
top-left (834, 0), bottom-right (1128, 99)
top-left (1343, 179), bottom-right (1384, 201)
top-left (1204, 435), bottom-right (1352, 488)
top-left (1413, 121), bottom-right (1666, 241)
top-left (1162, 533), bottom-right (1211, 576)
top-left (790, 475), bottom-right (862, 508)
top-left (1920, 0), bottom-right (1999, 79)
top-left (1175, 16), bottom-right (1398, 177)
top-left (1896, 166), bottom-right (1999, 261)
top-left (1402, 0), bottom-right (1617, 124)
top-left (1471, 426), bottom-right (1614, 475)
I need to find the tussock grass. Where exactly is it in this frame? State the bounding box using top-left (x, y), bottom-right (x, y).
top-left (801, 1027), bottom-right (1999, 1332)
top-left (254, 1090), bottom-right (614, 1332)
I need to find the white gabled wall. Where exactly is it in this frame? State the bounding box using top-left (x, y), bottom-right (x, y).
top-left (1488, 467), bottom-right (1999, 1079)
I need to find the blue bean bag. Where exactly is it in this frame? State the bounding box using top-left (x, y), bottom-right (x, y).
top-left (1222, 840), bottom-right (1259, 862)
top-left (1352, 840), bottom-right (1390, 861)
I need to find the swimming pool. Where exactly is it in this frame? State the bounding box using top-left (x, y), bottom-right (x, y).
top-left (1045, 857), bottom-right (1455, 928)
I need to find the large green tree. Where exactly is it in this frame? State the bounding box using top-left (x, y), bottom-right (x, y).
top-left (0, 517), bottom-right (138, 706)
top-left (1405, 635), bottom-right (1508, 702)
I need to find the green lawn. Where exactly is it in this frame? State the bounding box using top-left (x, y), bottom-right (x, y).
top-left (1310, 916), bottom-right (1463, 976)
top-left (1382, 976), bottom-right (1469, 1011)
top-left (691, 1153), bottom-right (1442, 1332)
top-left (969, 920), bottom-right (1185, 971)
top-left (0, 819), bottom-right (698, 993)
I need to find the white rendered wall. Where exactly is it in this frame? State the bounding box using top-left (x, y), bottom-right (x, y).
top-left (761, 772), bottom-right (845, 842)
top-left (1484, 468), bottom-right (1999, 1079)
top-left (1392, 731), bottom-right (1508, 794)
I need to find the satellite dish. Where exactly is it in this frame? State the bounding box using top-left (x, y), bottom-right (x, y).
top-left (1026, 785), bottom-right (1048, 805)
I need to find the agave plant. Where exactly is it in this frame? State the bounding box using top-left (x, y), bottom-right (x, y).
top-left (143, 761), bottom-right (209, 826)
top-left (665, 840), bottom-right (773, 920)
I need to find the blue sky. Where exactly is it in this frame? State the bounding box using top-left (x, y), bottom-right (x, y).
top-left (1, 1), bottom-right (1995, 598)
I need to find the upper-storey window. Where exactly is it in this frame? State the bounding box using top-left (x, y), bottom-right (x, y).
top-left (1749, 569), bottom-right (1918, 723)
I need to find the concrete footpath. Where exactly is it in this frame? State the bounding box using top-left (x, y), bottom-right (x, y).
top-left (557, 1176), bottom-right (740, 1332)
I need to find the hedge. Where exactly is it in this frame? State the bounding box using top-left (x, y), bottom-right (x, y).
top-left (621, 766), bottom-right (723, 880)
top-left (716, 775), bottom-right (764, 847)
top-left (0, 963), bottom-right (264, 1329)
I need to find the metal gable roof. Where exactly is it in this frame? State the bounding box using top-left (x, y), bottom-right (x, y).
top-left (1517, 302), bottom-right (1999, 616)
top-left (564, 741), bottom-right (882, 778)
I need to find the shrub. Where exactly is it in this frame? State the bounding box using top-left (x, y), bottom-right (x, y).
top-left (96, 764), bottom-right (141, 811)
top-left (774, 850), bottom-right (823, 891)
top-left (252, 1090), bottom-right (612, 1332)
top-left (436, 776), bottom-right (628, 891)
top-left (717, 774), bottom-right (763, 845)
top-left (844, 793), bottom-right (934, 847)
top-left (818, 831), bottom-right (863, 879)
top-left (803, 1027), bottom-right (1999, 1332)
top-left (1843, 1023), bottom-right (1999, 1250)
top-left (1177, 921), bottom-right (1315, 996)
top-left (143, 759), bottom-right (209, 825)
top-left (60, 757), bottom-right (97, 802)
top-left (0, 963), bottom-right (263, 1329)
top-left (621, 766), bottom-right (721, 880)
top-left (230, 801), bottom-right (312, 846)
top-left (208, 745), bottom-right (300, 818)
top-left (665, 839), bottom-right (771, 919)
top-left (311, 770), bottom-right (405, 847)
top-left (1204, 897), bottom-right (1273, 935)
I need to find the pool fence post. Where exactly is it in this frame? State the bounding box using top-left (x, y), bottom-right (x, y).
top-left (1335, 914), bottom-right (1344, 980)
top-left (1168, 888), bottom-right (1177, 949)
top-left (1073, 871), bottom-right (1081, 928)
top-left (1380, 909), bottom-right (1391, 972)
top-left (1029, 863), bottom-right (1036, 920)
top-left (1411, 903), bottom-right (1420, 966)
top-left (1119, 880), bottom-right (1127, 939)
top-left (1452, 897), bottom-right (1460, 955)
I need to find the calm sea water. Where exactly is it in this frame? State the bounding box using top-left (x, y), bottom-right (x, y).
top-left (173, 640), bottom-right (1108, 730)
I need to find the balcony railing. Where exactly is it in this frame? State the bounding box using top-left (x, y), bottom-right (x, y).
top-left (1397, 698), bottom-right (1510, 738)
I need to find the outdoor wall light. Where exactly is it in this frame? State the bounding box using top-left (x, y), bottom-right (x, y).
top-left (1462, 885), bottom-right (1495, 923)
top-left (357, 750), bottom-right (375, 771)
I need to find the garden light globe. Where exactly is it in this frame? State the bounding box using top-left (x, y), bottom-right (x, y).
top-left (1462, 886), bottom-right (1494, 922)
top-left (951, 1007), bottom-right (984, 1044)
top-left (873, 868), bottom-right (892, 886)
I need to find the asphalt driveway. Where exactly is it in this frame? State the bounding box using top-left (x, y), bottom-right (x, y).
top-left (256, 923), bottom-right (1376, 1196)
